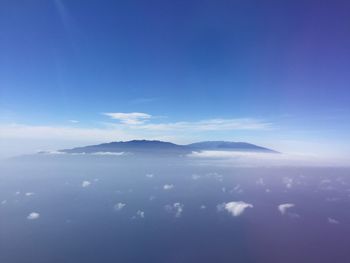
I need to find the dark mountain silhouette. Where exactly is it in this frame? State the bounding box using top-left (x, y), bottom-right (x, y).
top-left (61, 140), bottom-right (187, 155)
top-left (188, 141), bottom-right (278, 153)
top-left (60, 140), bottom-right (278, 154)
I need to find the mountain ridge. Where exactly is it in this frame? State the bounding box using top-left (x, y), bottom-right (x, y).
top-left (60, 140), bottom-right (278, 154)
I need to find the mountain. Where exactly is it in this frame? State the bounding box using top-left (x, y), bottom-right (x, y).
top-left (61, 140), bottom-right (188, 154)
top-left (188, 141), bottom-right (278, 153)
top-left (59, 140), bottom-right (278, 154)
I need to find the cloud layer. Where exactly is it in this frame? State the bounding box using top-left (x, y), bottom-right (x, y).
top-left (0, 114), bottom-right (272, 158)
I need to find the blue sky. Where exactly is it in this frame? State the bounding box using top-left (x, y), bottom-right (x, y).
top-left (1, 0), bottom-right (350, 159)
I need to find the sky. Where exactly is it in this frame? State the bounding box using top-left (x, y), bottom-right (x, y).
top-left (0, 0), bottom-right (350, 159)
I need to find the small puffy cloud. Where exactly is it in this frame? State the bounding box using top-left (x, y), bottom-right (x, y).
top-left (81, 181), bottom-right (91, 188)
top-left (163, 184), bottom-right (174, 190)
top-left (146, 174), bottom-right (154, 178)
top-left (173, 203), bottom-right (183, 217)
top-left (114, 202), bottom-right (126, 211)
top-left (27, 212), bottom-right (40, 220)
top-left (165, 202), bottom-right (184, 218)
top-left (136, 210), bottom-right (145, 218)
top-left (278, 203), bottom-right (295, 215)
top-left (218, 201), bottom-right (253, 217)
top-left (25, 192), bottom-right (35, 196)
top-left (103, 112), bottom-right (152, 125)
top-left (1, 200), bottom-right (7, 205)
top-left (328, 217), bottom-right (339, 224)
top-left (200, 205), bottom-right (206, 209)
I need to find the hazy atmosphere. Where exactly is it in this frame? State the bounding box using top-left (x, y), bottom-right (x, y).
top-left (1, 1), bottom-right (350, 262)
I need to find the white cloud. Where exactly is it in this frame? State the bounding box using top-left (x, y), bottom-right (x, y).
top-left (189, 151), bottom-right (337, 167)
top-left (91, 151), bottom-right (125, 156)
top-left (136, 210), bottom-right (145, 218)
top-left (40, 150), bottom-right (66, 155)
top-left (129, 118), bottom-right (271, 132)
top-left (25, 192), bottom-right (35, 196)
top-left (114, 202), bottom-right (126, 211)
top-left (278, 203), bottom-right (295, 215)
top-left (328, 217), bottom-right (339, 224)
top-left (104, 112), bottom-right (152, 125)
top-left (27, 212), bottom-right (40, 220)
top-left (146, 174), bottom-right (154, 178)
top-left (218, 201), bottom-right (253, 217)
top-left (163, 184), bottom-right (174, 190)
top-left (165, 202), bottom-right (184, 217)
top-left (69, 120), bottom-right (79, 123)
top-left (81, 181), bottom-right (91, 188)
top-left (1, 200), bottom-right (7, 205)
